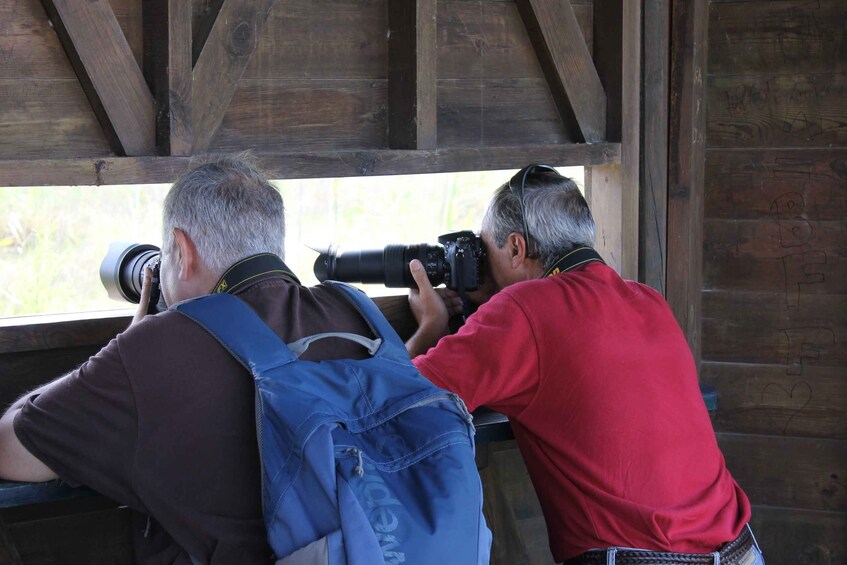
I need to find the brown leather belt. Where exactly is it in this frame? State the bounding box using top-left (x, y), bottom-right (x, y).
top-left (563, 526), bottom-right (755, 565)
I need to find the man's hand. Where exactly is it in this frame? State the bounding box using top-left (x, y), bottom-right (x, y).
top-left (130, 265), bottom-right (153, 327)
top-left (406, 260), bottom-right (458, 357)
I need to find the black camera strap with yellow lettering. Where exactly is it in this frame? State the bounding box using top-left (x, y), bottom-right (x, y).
top-left (212, 253), bottom-right (300, 295)
top-left (543, 247), bottom-right (605, 278)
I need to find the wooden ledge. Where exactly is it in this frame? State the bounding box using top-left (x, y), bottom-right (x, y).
top-left (0, 144), bottom-right (621, 187)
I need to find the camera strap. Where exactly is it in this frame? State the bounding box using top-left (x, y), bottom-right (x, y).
top-left (543, 247), bottom-right (605, 278)
top-left (212, 253), bottom-right (300, 295)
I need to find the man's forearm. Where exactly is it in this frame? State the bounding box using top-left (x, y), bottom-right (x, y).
top-left (405, 321), bottom-right (448, 358)
top-left (0, 377), bottom-right (65, 482)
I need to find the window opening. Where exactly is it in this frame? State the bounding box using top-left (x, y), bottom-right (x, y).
top-left (1, 167), bottom-right (583, 319)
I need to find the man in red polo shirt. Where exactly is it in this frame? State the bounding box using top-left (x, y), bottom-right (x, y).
top-left (405, 165), bottom-right (764, 564)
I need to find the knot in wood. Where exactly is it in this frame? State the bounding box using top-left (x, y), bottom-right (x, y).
top-left (227, 20), bottom-right (255, 58)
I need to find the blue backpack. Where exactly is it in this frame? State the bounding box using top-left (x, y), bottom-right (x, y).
top-left (176, 282), bottom-right (491, 564)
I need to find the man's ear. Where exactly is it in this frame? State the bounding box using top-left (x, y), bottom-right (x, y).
top-left (172, 228), bottom-right (198, 281)
top-left (507, 232), bottom-right (529, 268)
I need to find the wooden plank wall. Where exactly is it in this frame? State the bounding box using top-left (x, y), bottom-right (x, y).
top-left (702, 1), bottom-right (847, 562)
top-left (0, 0), bottom-right (597, 162)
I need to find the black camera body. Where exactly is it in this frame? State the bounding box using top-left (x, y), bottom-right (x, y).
top-left (314, 230), bottom-right (486, 292)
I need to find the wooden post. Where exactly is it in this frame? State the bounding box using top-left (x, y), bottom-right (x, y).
top-left (144, 0), bottom-right (193, 156)
top-left (586, 0), bottom-right (639, 281)
top-left (388, 0), bottom-right (437, 150)
top-left (640, 0), bottom-right (670, 294)
top-left (667, 0), bottom-right (709, 369)
top-left (667, 0), bottom-right (708, 363)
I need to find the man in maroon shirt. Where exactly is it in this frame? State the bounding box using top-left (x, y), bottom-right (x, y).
top-left (406, 164), bottom-right (764, 564)
top-left (0, 155), bottom-right (373, 563)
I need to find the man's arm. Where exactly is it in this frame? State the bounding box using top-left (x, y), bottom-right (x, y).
top-left (0, 379), bottom-right (62, 482)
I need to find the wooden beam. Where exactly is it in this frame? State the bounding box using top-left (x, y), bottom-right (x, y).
top-left (0, 143), bottom-right (621, 187)
top-left (586, 0), bottom-right (640, 281)
top-left (143, 0), bottom-right (193, 156)
top-left (516, 0), bottom-right (607, 143)
top-left (620, 0), bottom-right (641, 281)
top-left (192, 0), bottom-right (226, 66)
top-left (592, 0), bottom-right (622, 142)
top-left (39, 0), bottom-right (156, 157)
top-left (192, 0), bottom-right (279, 153)
top-left (667, 0), bottom-right (709, 365)
top-left (387, 0), bottom-right (437, 150)
top-left (640, 0), bottom-right (670, 294)
top-left (584, 165), bottom-right (624, 274)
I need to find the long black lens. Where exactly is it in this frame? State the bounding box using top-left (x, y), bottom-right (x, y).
top-left (100, 242), bottom-right (161, 303)
top-left (314, 244), bottom-right (446, 288)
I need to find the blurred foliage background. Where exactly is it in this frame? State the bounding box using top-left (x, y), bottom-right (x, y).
top-left (0, 167), bottom-right (582, 318)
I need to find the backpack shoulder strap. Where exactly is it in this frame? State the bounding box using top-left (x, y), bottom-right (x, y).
top-left (174, 293), bottom-right (296, 376)
top-left (324, 281), bottom-right (411, 363)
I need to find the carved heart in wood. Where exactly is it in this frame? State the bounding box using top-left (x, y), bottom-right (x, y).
top-left (761, 381), bottom-right (812, 435)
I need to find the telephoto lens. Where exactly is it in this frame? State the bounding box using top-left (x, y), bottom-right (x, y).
top-left (314, 244), bottom-right (447, 288)
top-left (99, 242), bottom-right (161, 304)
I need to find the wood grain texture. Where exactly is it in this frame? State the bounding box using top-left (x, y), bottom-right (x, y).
top-left (144, 0), bottom-right (193, 155)
top-left (0, 79), bottom-right (110, 160)
top-left (109, 0), bottom-right (143, 69)
top-left (748, 504), bottom-right (847, 565)
top-left (702, 291), bottom-right (846, 368)
top-left (0, 0), bottom-right (76, 79)
top-left (436, 0), bottom-right (592, 81)
top-left (387, 0), bottom-right (437, 149)
top-left (667, 0), bottom-right (708, 362)
top-left (208, 80), bottom-right (389, 153)
top-left (242, 0), bottom-right (387, 80)
top-left (708, 0), bottom-right (847, 77)
top-left (707, 74), bottom-right (847, 148)
top-left (718, 432), bottom-right (847, 512)
top-left (40, 0), bottom-right (155, 156)
top-left (371, 295), bottom-right (416, 342)
top-left (584, 164), bottom-right (623, 275)
top-left (0, 144), bottom-right (620, 187)
top-left (703, 219), bottom-right (846, 297)
top-left (620, 0), bottom-right (641, 281)
top-left (516, 0), bottom-right (606, 142)
top-left (437, 78), bottom-right (572, 147)
top-left (477, 444), bottom-right (532, 564)
top-left (591, 0), bottom-right (622, 142)
top-left (640, 0), bottom-right (670, 293)
top-left (0, 315), bottom-right (127, 355)
top-left (191, 0), bottom-right (278, 152)
top-left (704, 148), bottom-right (847, 220)
top-left (701, 362), bottom-right (847, 439)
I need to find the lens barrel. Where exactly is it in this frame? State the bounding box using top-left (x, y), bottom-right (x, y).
top-left (314, 244), bottom-right (446, 288)
top-left (100, 242), bottom-right (161, 303)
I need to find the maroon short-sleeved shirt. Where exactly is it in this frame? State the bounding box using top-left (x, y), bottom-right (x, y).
top-left (413, 262), bottom-right (751, 561)
top-left (15, 274), bottom-right (372, 564)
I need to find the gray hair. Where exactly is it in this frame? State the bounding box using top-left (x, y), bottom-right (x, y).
top-left (162, 153), bottom-right (285, 275)
top-left (483, 169), bottom-right (595, 269)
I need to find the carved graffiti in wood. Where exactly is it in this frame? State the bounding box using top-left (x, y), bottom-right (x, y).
top-left (761, 381), bottom-right (813, 435)
top-left (781, 251), bottom-right (827, 308)
top-left (771, 191), bottom-right (813, 247)
top-left (782, 326), bottom-right (836, 376)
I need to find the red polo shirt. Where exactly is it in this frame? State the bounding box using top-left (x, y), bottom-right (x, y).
top-left (413, 262), bottom-right (750, 561)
